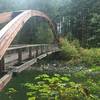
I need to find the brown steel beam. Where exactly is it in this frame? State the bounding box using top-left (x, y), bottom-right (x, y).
top-left (0, 11), bottom-right (23, 23)
top-left (0, 12), bottom-right (12, 23)
top-left (0, 10), bottom-right (57, 60)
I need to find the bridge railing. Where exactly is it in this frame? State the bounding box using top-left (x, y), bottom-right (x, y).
top-left (0, 44), bottom-right (58, 73)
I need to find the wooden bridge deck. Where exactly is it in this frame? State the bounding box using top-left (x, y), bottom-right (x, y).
top-left (0, 10), bottom-right (58, 91)
top-left (0, 44), bottom-right (59, 91)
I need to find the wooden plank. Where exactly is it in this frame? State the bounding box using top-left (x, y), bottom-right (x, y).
top-left (0, 72), bottom-right (12, 91)
top-left (13, 58), bottom-right (37, 73)
top-left (0, 57), bottom-right (5, 73)
top-left (37, 54), bottom-right (47, 60)
top-left (7, 44), bottom-right (45, 51)
top-left (47, 52), bottom-right (52, 55)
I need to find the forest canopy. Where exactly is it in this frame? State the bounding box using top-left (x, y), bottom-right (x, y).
top-left (0, 0), bottom-right (100, 47)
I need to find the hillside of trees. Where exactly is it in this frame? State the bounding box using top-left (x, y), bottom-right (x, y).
top-left (0, 0), bottom-right (100, 100)
top-left (0, 0), bottom-right (100, 47)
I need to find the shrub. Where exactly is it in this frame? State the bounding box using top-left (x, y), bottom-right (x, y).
top-left (59, 37), bottom-right (100, 66)
top-left (80, 48), bottom-right (100, 65)
top-left (59, 38), bottom-right (79, 60)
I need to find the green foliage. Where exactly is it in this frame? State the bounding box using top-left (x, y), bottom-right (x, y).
top-left (90, 66), bottom-right (100, 72)
top-left (6, 88), bottom-right (17, 100)
top-left (0, 65), bottom-right (98, 100)
top-left (80, 48), bottom-right (100, 65)
top-left (60, 37), bottom-right (100, 66)
top-left (59, 38), bottom-right (79, 60)
top-left (0, 0), bottom-right (100, 47)
top-left (13, 17), bottom-right (54, 44)
top-left (23, 74), bottom-right (95, 100)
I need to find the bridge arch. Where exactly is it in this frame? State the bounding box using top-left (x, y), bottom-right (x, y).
top-left (0, 10), bottom-right (58, 60)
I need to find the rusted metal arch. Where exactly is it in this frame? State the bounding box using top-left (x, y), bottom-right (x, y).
top-left (0, 12), bottom-right (12, 23)
top-left (0, 10), bottom-right (58, 60)
top-left (0, 10), bottom-right (25, 23)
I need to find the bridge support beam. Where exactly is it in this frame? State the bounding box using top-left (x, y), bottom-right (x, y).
top-left (36, 47), bottom-right (38, 57)
top-left (40, 46), bottom-right (43, 54)
top-left (0, 57), bottom-right (5, 73)
top-left (29, 47), bottom-right (32, 59)
top-left (18, 49), bottom-right (22, 64)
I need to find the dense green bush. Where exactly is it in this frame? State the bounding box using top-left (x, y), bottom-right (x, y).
top-left (60, 38), bottom-right (100, 66)
top-left (80, 48), bottom-right (100, 65)
top-left (59, 38), bottom-right (79, 60)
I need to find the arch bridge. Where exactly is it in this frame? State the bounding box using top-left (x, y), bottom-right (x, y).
top-left (0, 10), bottom-right (59, 91)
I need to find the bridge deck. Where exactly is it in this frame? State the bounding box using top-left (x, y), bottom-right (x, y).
top-left (0, 10), bottom-right (58, 91)
top-left (0, 44), bottom-right (59, 91)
